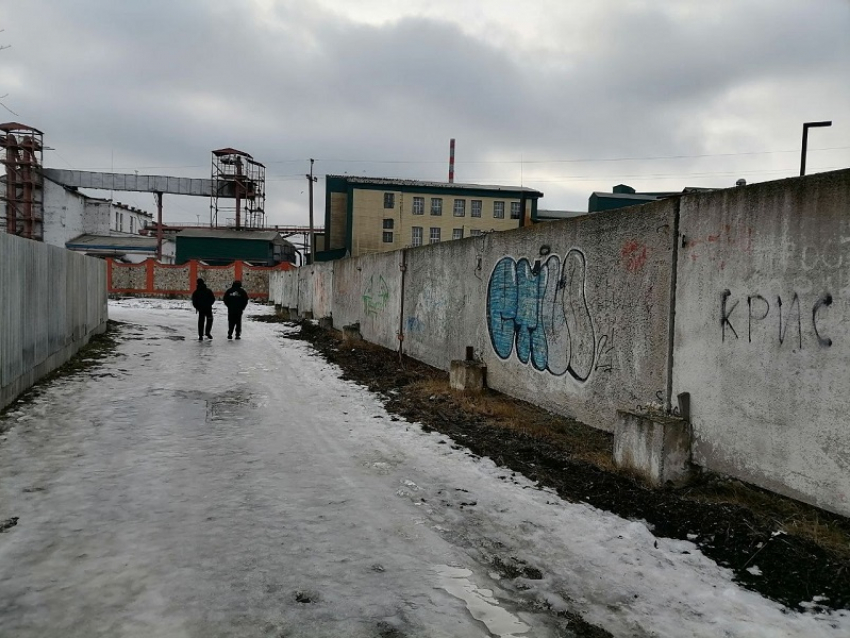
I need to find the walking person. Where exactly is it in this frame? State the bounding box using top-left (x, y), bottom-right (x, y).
top-left (191, 278), bottom-right (216, 341)
top-left (223, 280), bottom-right (249, 340)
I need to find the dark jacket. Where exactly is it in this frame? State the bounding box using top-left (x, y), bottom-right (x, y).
top-left (191, 283), bottom-right (216, 312)
top-left (223, 283), bottom-right (249, 313)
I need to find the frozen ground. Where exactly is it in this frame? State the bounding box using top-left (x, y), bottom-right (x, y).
top-left (0, 298), bottom-right (847, 637)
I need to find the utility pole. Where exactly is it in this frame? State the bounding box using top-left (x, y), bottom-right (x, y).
top-left (155, 192), bottom-right (163, 261)
top-left (800, 121), bottom-right (832, 176)
top-left (306, 158), bottom-right (317, 264)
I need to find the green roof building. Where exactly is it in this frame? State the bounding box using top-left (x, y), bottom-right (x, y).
top-left (175, 229), bottom-right (296, 266)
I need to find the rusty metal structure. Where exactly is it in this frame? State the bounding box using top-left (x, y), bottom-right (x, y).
top-left (1, 122), bottom-right (44, 240)
top-left (209, 148), bottom-right (266, 230)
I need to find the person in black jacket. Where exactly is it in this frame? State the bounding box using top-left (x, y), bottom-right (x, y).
top-left (191, 278), bottom-right (216, 341)
top-left (223, 280), bottom-right (249, 340)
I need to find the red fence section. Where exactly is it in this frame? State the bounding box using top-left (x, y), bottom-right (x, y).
top-left (106, 258), bottom-right (293, 299)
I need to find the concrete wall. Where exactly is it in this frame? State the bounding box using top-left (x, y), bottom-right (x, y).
top-left (673, 169), bottom-right (850, 516)
top-left (274, 170), bottom-right (850, 517)
top-left (1, 233), bottom-right (108, 411)
top-left (295, 262), bottom-right (334, 320)
top-left (480, 203), bottom-right (676, 431)
top-left (402, 237), bottom-right (485, 370)
top-left (279, 200), bottom-right (676, 432)
top-left (333, 251), bottom-right (402, 351)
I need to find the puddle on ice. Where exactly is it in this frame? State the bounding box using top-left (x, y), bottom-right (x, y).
top-left (433, 565), bottom-right (529, 637)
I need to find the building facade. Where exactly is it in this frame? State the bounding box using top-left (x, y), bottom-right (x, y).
top-left (42, 177), bottom-right (153, 246)
top-left (320, 175), bottom-right (543, 260)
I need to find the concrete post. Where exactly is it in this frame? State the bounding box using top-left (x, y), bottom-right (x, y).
top-left (614, 410), bottom-right (693, 487)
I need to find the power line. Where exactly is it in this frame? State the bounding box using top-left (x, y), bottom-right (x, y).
top-left (312, 146), bottom-right (850, 166)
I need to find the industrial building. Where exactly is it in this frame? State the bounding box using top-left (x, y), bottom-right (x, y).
top-left (175, 228), bottom-right (296, 266)
top-left (319, 175), bottom-right (543, 260)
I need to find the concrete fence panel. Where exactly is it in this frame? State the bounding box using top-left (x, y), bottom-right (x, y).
top-left (1, 234), bottom-right (108, 410)
top-left (403, 237), bottom-right (487, 370)
top-left (480, 202), bottom-right (676, 432)
top-left (673, 169), bottom-right (850, 516)
top-left (333, 252), bottom-right (402, 351)
top-left (311, 262), bottom-right (334, 320)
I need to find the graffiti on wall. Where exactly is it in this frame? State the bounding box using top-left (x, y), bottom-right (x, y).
top-left (363, 275), bottom-right (389, 316)
top-left (487, 249), bottom-right (600, 383)
top-left (721, 289), bottom-right (834, 348)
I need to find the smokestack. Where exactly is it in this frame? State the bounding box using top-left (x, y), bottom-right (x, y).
top-left (448, 138), bottom-right (455, 183)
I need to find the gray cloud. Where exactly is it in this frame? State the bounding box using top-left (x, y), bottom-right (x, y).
top-left (2, 0), bottom-right (848, 223)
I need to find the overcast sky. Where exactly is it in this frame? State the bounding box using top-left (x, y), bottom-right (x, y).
top-left (2, 0), bottom-right (849, 228)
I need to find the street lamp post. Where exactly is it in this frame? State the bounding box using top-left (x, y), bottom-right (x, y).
top-left (800, 121), bottom-right (832, 176)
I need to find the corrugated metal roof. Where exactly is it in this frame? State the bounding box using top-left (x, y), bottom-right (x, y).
top-left (65, 234), bottom-right (159, 250)
top-left (177, 228), bottom-right (281, 241)
top-left (327, 174), bottom-right (543, 196)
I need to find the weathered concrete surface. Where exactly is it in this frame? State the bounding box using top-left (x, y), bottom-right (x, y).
top-left (449, 359), bottom-right (486, 394)
top-left (614, 411), bottom-right (693, 487)
top-left (0, 233), bottom-right (107, 410)
top-left (308, 262), bottom-right (334, 320)
top-left (333, 252), bottom-right (402, 352)
top-left (481, 202), bottom-right (676, 432)
top-left (673, 169), bottom-right (850, 516)
top-left (403, 238), bottom-right (488, 371)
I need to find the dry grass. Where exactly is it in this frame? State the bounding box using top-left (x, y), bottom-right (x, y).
top-left (407, 378), bottom-right (617, 471)
top-left (683, 476), bottom-right (850, 556)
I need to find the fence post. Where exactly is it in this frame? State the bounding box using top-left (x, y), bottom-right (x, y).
top-left (145, 259), bottom-right (155, 295)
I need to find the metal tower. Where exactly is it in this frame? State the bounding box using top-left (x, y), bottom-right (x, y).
top-left (1, 122), bottom-right (44, 240)
top-left (209, 148), bottom-right (266, 230)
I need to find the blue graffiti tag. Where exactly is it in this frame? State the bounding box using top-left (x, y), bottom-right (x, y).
top-left (486, 249), bottom-right (597, 383)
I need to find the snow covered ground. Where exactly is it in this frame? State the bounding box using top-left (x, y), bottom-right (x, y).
top-left (0, 298), bottom-right (847, 637)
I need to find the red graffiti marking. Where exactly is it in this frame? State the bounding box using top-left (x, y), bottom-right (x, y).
top-left (621, 240), bottom-right (649, 272)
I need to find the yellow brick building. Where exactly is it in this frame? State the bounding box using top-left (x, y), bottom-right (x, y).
top-left (319, 175), bottom-right (543, 260)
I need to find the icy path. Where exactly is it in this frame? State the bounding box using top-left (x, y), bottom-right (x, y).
top-left (0, 300), bottom-right (847, 638)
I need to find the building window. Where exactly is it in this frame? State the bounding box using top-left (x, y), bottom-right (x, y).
top-left (115, 212), bottom-right (120, 229)
top-left (383, 218), bottom-right (394, 229)
top-left (430, 197), bottom-right (443, 216)
top-left (452, 228), bottom-right (464, 240)
top-left (412, 196), bottom-right (425, 215)
top-left (453, 199), bottom-right (466, 217)
top-left (470, 229), bottom-right (484, 236)
top-left (384, 193), bottom-right (395, 209)
top-left (119, 213), bottom-right (124, 231)
top-left (382, 231), bottom-right (394, 243)
top-left (412, 226), bottom-right (423, 247)
top-left (493, 201), bottom-right (505, 219)
top-left (429, 227), bottom-right (441, 244)
top-left (510, 202), bottom-right (521, 219)
top-left (471, 200), bottom-right (482, 218)
top-left (130, 218), bottom-right (135, 234)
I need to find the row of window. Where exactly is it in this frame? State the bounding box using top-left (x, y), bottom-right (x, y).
top-left (383, 225), bottom-right (485, 245)
top-left (114, 212), bottom-right (137, 233)
top-left (385, 193), bottom-right (521, 219)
